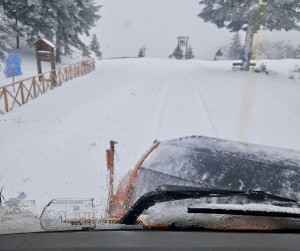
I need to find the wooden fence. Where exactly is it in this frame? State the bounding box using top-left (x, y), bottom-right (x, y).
top-left (0, 58), bottom-right (95, 115)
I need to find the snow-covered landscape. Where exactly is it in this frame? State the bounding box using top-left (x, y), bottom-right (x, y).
top-left (1, 56), bottom-right (300, 219)
top-left (1, 0), bottom-right (300, 236)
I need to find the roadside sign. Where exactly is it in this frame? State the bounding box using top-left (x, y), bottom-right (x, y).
top-left (178, 36), bottom-right (189, 47)
top-left (4, 54), bottom-right (22, 78)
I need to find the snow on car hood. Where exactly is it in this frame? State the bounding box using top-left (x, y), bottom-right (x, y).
top-left (140, 201), bottom-right (300, 231)
top-left (133, 136), bottom-right (300, 205)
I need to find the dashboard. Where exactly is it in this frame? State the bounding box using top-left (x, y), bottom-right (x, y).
top-left (0, 230), bottom-right (299, 250)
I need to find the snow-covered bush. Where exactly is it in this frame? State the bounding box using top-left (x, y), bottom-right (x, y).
top-left (254, 63), bottom-right (268, 74)
top-left (289, 64), bottom-right (300, 80)
top-left (254, 39), bottom-right (297, 60)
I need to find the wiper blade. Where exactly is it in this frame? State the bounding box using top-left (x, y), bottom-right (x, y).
top-left (119, 185), bottom-right (298, 225)
top-left (187, 208), bottom-right (300, 219)
top-left (161, 185), bottom-right (297, 203)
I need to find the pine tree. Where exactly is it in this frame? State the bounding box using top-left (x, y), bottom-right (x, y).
top-left (51, 0), bottom-right (101, 63)
top-left (228, 33), bottom-right (244, 60)
top-left (90, 34), bottom-right (102, 58)
top-left (198, 0), bottom-right (300, 70)
top-left (0, 5), bottom-right (8, 36)
top-left (186, 45), bottom-right (195, 60)
top-left (0, 5), bottom-right (12, 55)
top-left (214, 49), bottom-right (223, 60)
top-left (171, 45), bottom-right (184, 60)
top-left (25, 0), bottom-right (58, 41)
top-left (25, 0), bottom-right (101, 63)
top-left (0, 0), bottom-right (101, 59)
top-left (1, 0), bottom-right (34, 49)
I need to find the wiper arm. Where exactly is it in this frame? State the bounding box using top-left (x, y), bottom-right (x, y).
top-left (119, 185), bottom-right (298, 225)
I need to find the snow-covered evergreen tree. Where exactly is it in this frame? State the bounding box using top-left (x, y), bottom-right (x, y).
top-left (90, 34), bottom-right (102, 58)
top-left (198, 0), bottom-right (300, 70)
top-left (44, 0), bottom-right (101, 63)
top-left (214, 49), bottom-right (223, 60)
top-left (171, 45), bottom-right (184, 60)
top-left (57, 0), bottom-right (101, 62)
top-left (1, 0), bottom-right (34, 49)
top-left (227, 33), bottom-right (244, 60)
top-left (0, 0), bottom-right (101, 62)
top-left (0, 6), bottom-right (7, 36)
top-left (25, 0), bottom-right (57, 41)
top-left (186, 45), bottom-right (195, 59)
top-left (0, 0), bottom-right (102, 58)
top-left (254, 39), bottom-right (297, 59)
top-left (0, 5), bottom-right (12, 55)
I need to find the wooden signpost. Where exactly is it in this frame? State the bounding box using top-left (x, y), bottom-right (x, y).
top-left (34, 37), bottom-right (56, 84)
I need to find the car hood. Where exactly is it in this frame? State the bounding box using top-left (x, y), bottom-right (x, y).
top-left (133, 136), bottom-right (300, 205)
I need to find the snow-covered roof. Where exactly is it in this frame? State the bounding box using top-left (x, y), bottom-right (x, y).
top-left (34, 37), bottom-right (55, 48)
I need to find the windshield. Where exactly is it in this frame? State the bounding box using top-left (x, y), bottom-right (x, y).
top-left (1, 0), bottom-right (300, 235)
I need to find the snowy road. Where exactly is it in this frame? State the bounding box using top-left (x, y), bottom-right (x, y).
top-left (1, 58), bottom-right (300, 216)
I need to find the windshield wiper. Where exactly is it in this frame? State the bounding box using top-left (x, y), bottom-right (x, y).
top-left (187, 207), bottom-right (300, 219)
top-left (119, 185), bottom-right (298, 225)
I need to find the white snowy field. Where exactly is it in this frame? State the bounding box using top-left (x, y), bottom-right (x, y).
top-left (1, 57), bottom-right (300, 219)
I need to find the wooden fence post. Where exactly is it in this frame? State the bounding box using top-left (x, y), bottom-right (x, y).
top-left (50, 72), bottom-right (54, 89)
top-left (32, 78), bottom-right (37, 98)
top-left (58, 69), bottom-right (62, 85)
top-left (41, 75), bottom-right (45, 93)
top-left (3, 88), bottom-right (9, 113)
top-left (20, 82), bottom-right (25, 105)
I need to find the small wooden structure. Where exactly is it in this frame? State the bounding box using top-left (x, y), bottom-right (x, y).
top-left (34, 38), bottom-right (56, 75)
top-left (232, 62), bottom-right (256, 71)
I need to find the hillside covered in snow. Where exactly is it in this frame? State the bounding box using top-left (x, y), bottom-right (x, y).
top-left (1, 57), bottom-right (300, 219)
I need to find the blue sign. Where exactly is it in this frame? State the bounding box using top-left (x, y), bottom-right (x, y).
top-left (4, 54), bottom-right (22, 78)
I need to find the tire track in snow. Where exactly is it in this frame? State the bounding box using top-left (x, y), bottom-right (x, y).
top-left (187, 69), bottom-right (220, 138)
top-left (151, 63), bottom-right (218, 140)
top-left (152, 69), bottom-right (170, 139)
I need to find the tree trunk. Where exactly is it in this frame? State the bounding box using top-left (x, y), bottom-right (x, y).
top-left (243, 24), bottom-right (255, 71)
top-left (16, 35), bottom-right (19, 49)
top-left (16, 18), bottom-right (19, 49)
top-left (55, 38), bottom-right (61, 64)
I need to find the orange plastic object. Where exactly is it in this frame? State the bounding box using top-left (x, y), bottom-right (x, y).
top-left (107, 141), bottom-right (159, 219)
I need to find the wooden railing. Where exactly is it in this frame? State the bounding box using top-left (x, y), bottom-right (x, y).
top-left (0, 58), bottom-right (95, 115)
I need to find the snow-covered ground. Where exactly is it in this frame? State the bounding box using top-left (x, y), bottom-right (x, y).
top-left (1, 57), bottom-right (300, 224)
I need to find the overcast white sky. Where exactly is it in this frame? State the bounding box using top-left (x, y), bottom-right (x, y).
top-left (90, 0), bottom-right (300, 59)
